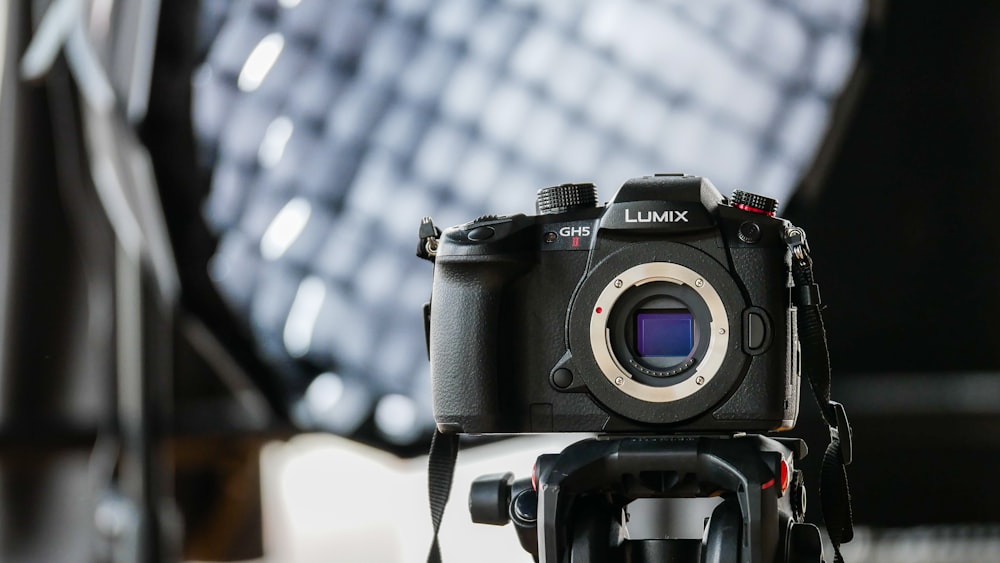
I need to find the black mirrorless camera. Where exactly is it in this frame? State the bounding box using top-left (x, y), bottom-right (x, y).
top-left (424, 174), bottom-right (803, 435)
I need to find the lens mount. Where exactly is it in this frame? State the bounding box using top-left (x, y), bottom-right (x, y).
top-left (589, 262), bottom-right (730, 403)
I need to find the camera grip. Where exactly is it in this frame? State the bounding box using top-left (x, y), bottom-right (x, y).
top-left (429, 257), bottom-right (528, 433)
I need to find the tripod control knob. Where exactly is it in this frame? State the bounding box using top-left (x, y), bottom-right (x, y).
top-left (536, 183), bottom-right (599, 214)
top-left (790, 470), bottom-right (807, 519)
top-left (469, 472), bottom-right (514, 526)
top-left (511, 489), bottom-right (537, 524)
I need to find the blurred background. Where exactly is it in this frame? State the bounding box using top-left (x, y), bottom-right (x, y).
top-left (3, 0), bottom-right (1000, 561)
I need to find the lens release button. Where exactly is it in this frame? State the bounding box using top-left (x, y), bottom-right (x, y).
top-left (467, 226), bottom-right (495, 241)
top-left (747, 311), bottom-right (767, 351)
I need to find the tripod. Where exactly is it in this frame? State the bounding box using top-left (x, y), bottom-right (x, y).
top-left (469, 435), bottom-right (825, 563)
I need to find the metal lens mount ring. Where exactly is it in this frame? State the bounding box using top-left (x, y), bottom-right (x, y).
top-left (589, 262), bottom-right (730, 403)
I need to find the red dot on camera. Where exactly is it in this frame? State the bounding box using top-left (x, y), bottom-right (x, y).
top-left (596, 307), bottom-right (603, 314)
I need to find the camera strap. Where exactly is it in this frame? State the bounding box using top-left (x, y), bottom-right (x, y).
top-left (785, 227), bottom-right (855, 563)
top-left (426, 429), bottom-right (459, 563)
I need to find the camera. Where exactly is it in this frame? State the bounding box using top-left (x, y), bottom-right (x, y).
top-left (424, 174), bottom-right (802, 435)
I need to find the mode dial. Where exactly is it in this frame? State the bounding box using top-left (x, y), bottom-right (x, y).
top-left (536, 183), bottom-right (599, 215)
top-left (731, 190), bottom-right (778, 217)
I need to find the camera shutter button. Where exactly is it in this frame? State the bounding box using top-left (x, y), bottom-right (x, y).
top-left (467, 226), bottom-right (495, 241)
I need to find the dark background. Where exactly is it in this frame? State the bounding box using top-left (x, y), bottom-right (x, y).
top-left (785, 0), bottom-right (1000, 527)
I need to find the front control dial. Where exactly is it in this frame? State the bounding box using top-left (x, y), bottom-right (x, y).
top-left (536, 183), bottom-right (599, 215)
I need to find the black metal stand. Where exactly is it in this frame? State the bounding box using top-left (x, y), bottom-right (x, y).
top-left (470, 435), bottom-right (825, 563)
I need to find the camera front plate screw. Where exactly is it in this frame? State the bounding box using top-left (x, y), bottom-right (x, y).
top-left (719, 328), bottom-right (726, 335)
top-left (544, 231), bottom-right (557, 243)
top-left (696, 376), bottom-right (705, 385)
top-left (614, 279), bottom-right (623, 288)
top-left (695, 279), bottom-right (704, 287)
top-left (615, 376), bottom-right (624, 385)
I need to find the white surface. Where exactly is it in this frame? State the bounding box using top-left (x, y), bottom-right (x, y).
top-left (258, 433), bottom-right (588, 563)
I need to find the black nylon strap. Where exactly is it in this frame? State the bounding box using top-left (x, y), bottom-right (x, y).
top-left (427, 429), bottom-right (460, 563)
top-left (823, 438), bottom-right (853, 563)
top-left (791, 248), bottom-right (854, 563)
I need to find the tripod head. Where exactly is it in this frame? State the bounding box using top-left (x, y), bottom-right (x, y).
top-left (470, 435), bottom-right (825, 563)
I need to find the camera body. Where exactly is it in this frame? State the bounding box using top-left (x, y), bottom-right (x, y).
top-left (427, 174), bottom-right (800, 435)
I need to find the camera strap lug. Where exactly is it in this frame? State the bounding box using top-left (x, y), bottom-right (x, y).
top-left (785, 226), bottom-right (824, 308)
top-left (417, 216), bottom-right (441, 262)
top-left (783, 226), bottom-right (810, 260)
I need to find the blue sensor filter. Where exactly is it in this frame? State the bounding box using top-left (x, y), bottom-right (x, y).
top-left (635, 310), bottom-right (694, 358)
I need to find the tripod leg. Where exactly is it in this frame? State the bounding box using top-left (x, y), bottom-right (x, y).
top-left (702, 498), bottom-right (742, 563)
top-left (786, 522), bottom-right (824, 563)
top-left (568, 496), bottom-right (622, 563)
